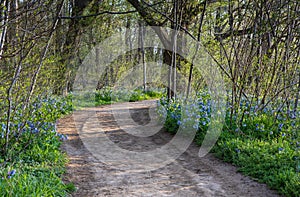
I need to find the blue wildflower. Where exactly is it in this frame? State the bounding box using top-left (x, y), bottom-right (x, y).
top-left (278, 123), bottom-right (283, 130)
top-left (1, 123), bottom-right (6, 131)
top-left (171, 113), bottom-right (175, 119)
top-left (278, 147), bottom-right (284, 152)
top-left (177, 120), bottom-right (181, 125)
top-left (57, 133), bottom-right (68, 141)
top-left (207, 100), bottom-right (211, 106)
top-left (263, 108), bottom-right (267, 113)
top-left (32, 128), bottom-right (39, 134)
top-left (207, 108), bottom-right (211, 113)
top-left (7, 169), bottom-right (16, 178)
top-left (289, 112), bottom-right (296, 119)
top-left (28, 122), bottom-right (35, 130)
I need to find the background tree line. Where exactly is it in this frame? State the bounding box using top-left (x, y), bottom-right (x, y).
top-left (0, 0), bottom-right (299, 128)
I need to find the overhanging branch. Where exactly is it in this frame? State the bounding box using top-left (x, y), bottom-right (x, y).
top-left (58, 10), bottom-right (137, 20)
top-left (215, 27), bottom-right (254, 40)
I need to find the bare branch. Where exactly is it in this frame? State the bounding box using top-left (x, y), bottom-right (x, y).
top-left (58, 10), bottom-right (137, 20)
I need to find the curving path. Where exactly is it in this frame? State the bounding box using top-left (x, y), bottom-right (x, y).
top-left (58, 100), bottom-right (281, 197)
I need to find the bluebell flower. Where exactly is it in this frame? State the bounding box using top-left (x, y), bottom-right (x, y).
top-left (1, 123), bottom-right (6, 131)
top-left (32, 128), bottom-right (39, 134)
top-left (290, 113), bottom-right (296, 119)
top-left (235, 148), bottom-right (241, 153)
top-left (7, 169), bottom-right (16, 178)
top-left (177, 120), bottom-right (181, 125)
top-left (281, 133), bottom-right (286, 137)
top-left (245, 102), bottom-right (249, 108)
top-left (263, 108), bottom-right (267, 113)
top-left (207, 100), bottom-right (211, 106)
top-left (278, 147), bottom-right (284, 152)
top-left (269, 131), bottom-right (273, 135)
top-left (207, 108), bottom-right (211, 113)
top-left (29, 122), bottom-right (35, 130)
top-left (57, 133), bottom-right (68, 141)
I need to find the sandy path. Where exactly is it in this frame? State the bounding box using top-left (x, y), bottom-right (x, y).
top-left (58, 100), bottom-right (281, 197)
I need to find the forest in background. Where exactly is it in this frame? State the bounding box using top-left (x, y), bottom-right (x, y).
top-left (0, 0), bottom-right (299, 196)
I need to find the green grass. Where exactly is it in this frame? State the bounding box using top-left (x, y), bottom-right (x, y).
top-left (209, 132), bottom-right (299, 197)
top-left (0, 89), bottom-right (162, 196)
top-left (73, 87), bottom-right (164, 109)
top-left (157, 95), bottom-right (300, 197)
top-left (0, 96), bottom-right (74, 196)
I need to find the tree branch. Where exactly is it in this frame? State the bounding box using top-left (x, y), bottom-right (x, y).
top-left (215, 27), bottom-right (254, 40)
top-left (58, 10), bottom-right (137, 20)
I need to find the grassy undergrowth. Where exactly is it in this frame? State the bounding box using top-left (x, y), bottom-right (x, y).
top-left (0, 88), bottom-right (161, 196)
top-left (157, 94), bottom-right (300, 197)
top-left (73, 87), bottom-right (164, 108)
top-left (0, 96), bottom-right (74, 196)
top-left (211, 133), bottom-right (299, 196)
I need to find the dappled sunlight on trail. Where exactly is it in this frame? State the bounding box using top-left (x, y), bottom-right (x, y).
top-left (58, 100), bottom-right (281, 197)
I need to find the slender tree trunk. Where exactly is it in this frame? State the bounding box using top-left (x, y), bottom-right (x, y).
top-left (186, 0), bottom-right (207, 99)
top-left (0, 0), bottom-right (9, 59)
top-left (138, 21), bottom-right (147, 92)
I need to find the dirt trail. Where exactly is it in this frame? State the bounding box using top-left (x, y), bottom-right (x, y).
top-left (59, 100), bottom-right (281, 197)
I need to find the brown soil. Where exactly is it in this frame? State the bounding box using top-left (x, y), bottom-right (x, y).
top-left (58, 100), bottom-right (281, 197)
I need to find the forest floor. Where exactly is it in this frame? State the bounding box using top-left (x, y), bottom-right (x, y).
top-left (58, 100), bottom-right (281, 197)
